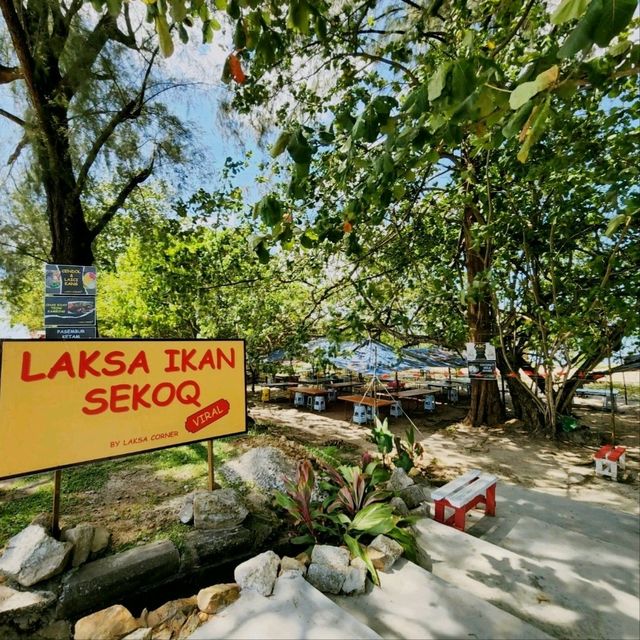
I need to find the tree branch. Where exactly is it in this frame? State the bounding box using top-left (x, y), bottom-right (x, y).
top-left (0, 108), bottom-right (25, 126)
top-left (0, 62), bottom-right (22, 84)
top-left (492, 0), bottom-right (536, 57)
top-left (89, 159), bottom-right (155, 241)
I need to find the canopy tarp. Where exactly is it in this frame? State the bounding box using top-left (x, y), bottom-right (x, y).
top-left (402, 346), bottom-right (467, 368)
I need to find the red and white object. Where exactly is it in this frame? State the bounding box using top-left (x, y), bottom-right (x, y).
top-left (594, 445), bottom-right (626, 481)
top-left (431, 469), bottom-right (497, 532)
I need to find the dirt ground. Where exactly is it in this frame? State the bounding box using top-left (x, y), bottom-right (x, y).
top-left (250, 391), bottom-right (640, 515)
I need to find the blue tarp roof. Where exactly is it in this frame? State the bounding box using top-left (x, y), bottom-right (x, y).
top-left (264, 339), bottom-right (466, 373)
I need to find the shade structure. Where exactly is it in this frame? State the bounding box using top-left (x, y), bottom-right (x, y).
top-left (402, 346), bottom-right (467, 368)
top-left (325, 339), bottom-right (427, 375)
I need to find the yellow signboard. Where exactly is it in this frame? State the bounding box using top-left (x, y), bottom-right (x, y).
top-left (0, 340), bottom-right (247, 479)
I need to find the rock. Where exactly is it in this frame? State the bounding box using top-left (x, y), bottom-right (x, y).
top-left (218, 447), bottom-right (297, 495)
top-left (0, 585), bottom-right (55, 624)
top-left (305, 563), bottom-right (345, 595)
top-left (390, 496), bottom-right (409, 516)
top-left (0, 525), bottom-right (72, 587)
top-left (58, 540), bottom-right (180, 619)
top-left (341, 565), bottom-right (367, 595)
top-left (295, 551), bottom-right (311, 567)
top-left (177, 610), bottom-right (201, 639)
top-left (150, 626), bottom-right (172, 640)
top-left (33, 620), bottom-right (71, 640)
top-left (279, 556), bottom-right (306, 577)
top-left (180, 527), bottom-right (253, 573)
top-left (193, 489), bottom-right (249, 530)
top-left (310, 545), bottom-right (349, 569)
top-left (90, 526), bottom-right (111, 558)
top-left (350, 557), bottom-right (367, 571)
top-left (387, 467), bottom-right (414, 491)
top-left (137, 608), bottom-right (148, 627)
top-left (234, 551), bottom-right (279, 597)
top-left (368, 534), bottom-right (404, 572)
top-left (409, 502), bottom-right (431, 518)
top-left (74, 604), bottom-right (139, 640)
top-left (178, 493), bottom-right (196, 525)
top-left (147, 596), bottom-right (196, 628)
top-left (197, 612), bottom-right (209, 623)
top-left (505, 418), bottom-right (525, 428)
top-left (398, 484), bottom-right (427, 509)
top-left (196, 584), bottom-right (240, 614)
top-left (29, 514), bottom-right (51, 532)
top-left (61, 524), bottom-right (94, 567)
top-left (122, 629), bottom-right (152, 640)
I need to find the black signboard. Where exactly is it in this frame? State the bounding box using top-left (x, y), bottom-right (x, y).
top-left (44, 296), bottom-right (96, 326)
top-left (45, 327), bottom-right (97, 340)
top-left (45, 264), bottom-right (97, 296)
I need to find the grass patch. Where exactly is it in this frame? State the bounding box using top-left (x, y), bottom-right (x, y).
top-left (0, 486), bottom-right (53, 547)
top-left (305, 444), bottom-right (358, 467)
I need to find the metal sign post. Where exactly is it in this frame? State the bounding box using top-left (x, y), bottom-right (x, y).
top-left (207, 440), bottom-right (215, 491)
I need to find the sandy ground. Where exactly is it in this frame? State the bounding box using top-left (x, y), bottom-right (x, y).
top-left (250, 391), bottom-right (640, 515)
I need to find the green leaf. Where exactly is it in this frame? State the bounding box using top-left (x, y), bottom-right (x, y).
top-left (271, 132), bottom-right (291, 158)
top-left (106, 0), bottom-right (122, 17)
top-left (558, 0), bottom-right (603, 58)
top-left (233, 19), bottom-right (246, 48)
top-left (350, 503), bottom-right (395, 535)
top-left (509, 65), bottom-right (558, 110)
top-left (215, 0), bottom-right (227, 9)
top-left (170, 0), bottom-right (188, 22)
top-left (428, 62), bottom-right (451, 102)
top-left (604, 213), bottom-right (628, 237)
top-left (286, 128), bottom-right (314, 164)
top-left (502, 101), bottom-right (535, 138)
top-left (517, 96), bottom-right (552, 163)
top-left (592, 0), bottom-right (637, 47)
top-left (288, 0), bottom-right (311, 34)
top-left (551, 0), bottom-right (589, 24)
top-left (291, 534), bottom-right (316, 545)
top-left (155, 15), bottom-right (174, 58)
top-left (343, 533), bottom-right (380, 586)
top-left (227, 0), bottom-right (240, 19)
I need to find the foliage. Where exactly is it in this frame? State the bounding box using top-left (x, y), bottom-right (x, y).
top-left (370, 418), bottom-right (424, 472)
top-left (274, 455), bottom-right (416, 586)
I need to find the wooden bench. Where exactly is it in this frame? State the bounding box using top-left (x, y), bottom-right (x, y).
top-left (594, 445), bottom-right (626, 481)
top-left (431, 469), bottom-right (497, 532)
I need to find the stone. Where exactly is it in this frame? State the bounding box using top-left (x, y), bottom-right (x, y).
top-left (122, 629), bottom-right (152, 640)
top-left (90, 526), bottom-right (111, 558)
top-left (177, 610), bottom-right (202, 639)
top-left (279, 556), bottom-right (306, 577)
top-left (368, 534), bottom-right (404, 572)
top-left (409, 502), bottom-right (431, 518)
top-left (0, 525), bottom-right (72, 587)
top-left (151, 626), bottom-right (172, 640)
top-left (341, 565), bottom-right (367, 595)
top-left (74, 604), bottom-right (139, 640)
top-left (305, 563), bottom-right (345, 595)
top-left (178, 493), bottom-right (196, 525)
top-left (295, 551), bottom-right (311, 567)
top-left (234, 551), bottom-right (279, 597)
top-left (180, 527), bottom-right (253, 573)
top-left (390, 496), bottom-right (409, 516)
top-left (137, 608), bottom-right (148, 627)
top-left (196, 584), bottom-right (240, 614)
top-left (147, 596), bottom-right (197, 628)
top-left (350, 557), bottom-right (367, 571)
top-left (34, 620), bottom-right (71, 640)
top-left (310, 545), bottom-right (349, 569)
top-left (218, 447), bottom-right (297, 495)
top-left (197, 612), bottom-right (209, 623)
top-left (0, 585), bottom-right (55, 623)
top-left (387, 467), bottom-right (414, 491)
top-left (398, 484), bottom-right (427, 509)
top-left (193, 489), bottom-right (249, 530)
top-left (58, 540), bottom-right (180, 619)
top-left (61, 524), bottom-right (94, 567)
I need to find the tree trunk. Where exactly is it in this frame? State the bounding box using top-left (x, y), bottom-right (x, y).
top-left (463, 204), bottom-right (504, 427)
top-left (37, 105), bottom-right (94, 265)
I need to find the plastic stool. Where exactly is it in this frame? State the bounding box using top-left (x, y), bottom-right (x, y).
top-left (294, 392), bottom-right (305, 408)
top-left (594, 445), bottom-right (626, 481)
top-left (366, 406), bottom-right (375, 422)
top-left (424, 396), bottom-right (435, 412)
top-left (352, 404), bottom-right (368, 424)
top-left (327, 389), bottom-right (338, 402)
top-left (448, 388), bottom-right (459, 403)
top-left (261, 388), bottom-right (270, 402)
top-left (390, 401), bottom-right (403, 417)
top-left (306, 395), bottom-right (313, 409)
top-left (313, 396), bottom-right (326, 412)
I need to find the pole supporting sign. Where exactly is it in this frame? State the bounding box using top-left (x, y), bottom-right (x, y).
top-left (0, 339), bottom-right (247, 479)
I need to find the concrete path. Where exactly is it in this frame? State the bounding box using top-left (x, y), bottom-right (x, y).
top-left (415, 517), bottom-right (640, 639)
top-left (467, 482), bottom-right (640, 552)
top-left (189, 573), bottom-right (381, 640)
top-left (331, 558), bottom-right (550, 639)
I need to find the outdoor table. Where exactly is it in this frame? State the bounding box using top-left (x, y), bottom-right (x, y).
top-left (338, 394), bottom-right (395, 421)
top-left (288, 386), bottom-right (330, 406)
